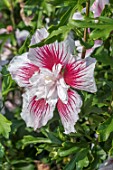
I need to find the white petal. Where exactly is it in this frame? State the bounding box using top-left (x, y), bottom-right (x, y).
top-left (0, 28), bottom-right (7, 34)
top-left (29, 28), bottom-right (75, 70)
top-left (47, 85), bottom-right (56, 99)
top-left (64, 57), bottom-right (97, 93)
top-left (35, 86), bottom-right (47, 100)
top-left (91, 0), bottom-right (109, 18)
top-left (8, 53), bottom-right (39, 87)
top-left (52, 63), bottom-right (62, 77)
top-left (85, 40), bottom-right (103, 58)
top-left (46, 85), bottom-right (58, 105)
top-left (21, 91), bottom-right (55, 130)
top-left (75, 40), bottom-right (81, 47)
top-left (15, 29), bottom-right (29, 46)
top-left (72, 12), bottom-right (83, 20)
top-left (72, 8), bottom-right (86, 20)
top-left (30, 28), bottom-right (49, 45)
top-left (28, 28), bottom-right (49, 67)
top-left (57, 89), bottom-right (82, 134)
top-left (65, 32), bottom-right (75, 55)
top-left (21, 92), bottom-right (34, 127)
top-left (93, 40), bottom-right (103, 48)
top-left (29, 71), bottom-right (39, 85)
top-left (57, 78), bottom-right (69, 104)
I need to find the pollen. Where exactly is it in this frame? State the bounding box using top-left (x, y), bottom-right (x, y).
top-left (45, 75), bottom-right (51, 81)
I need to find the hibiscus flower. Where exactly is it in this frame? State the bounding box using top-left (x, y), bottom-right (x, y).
top-left (75, 39), bottom-right (103, 59)
top-left (8, 28), bottom-right (97, 134)
top-left (72, 0), bottom-right (109, 20)
top-left (91, 0), bottom-right (109, 18)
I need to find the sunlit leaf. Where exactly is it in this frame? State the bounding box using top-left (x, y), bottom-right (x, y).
top-left (97, 116), bottom-right (113, 142)
top-left (0, 114), bottom-right (12, 138)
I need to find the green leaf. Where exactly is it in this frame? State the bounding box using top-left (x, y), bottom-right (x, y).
top-left (70, 19), bottom-right (113, 29)
top-left (97, 115), bottom-right (113, 142)
top-left (94, 48), bottom-right (113, 67)
top-left (11, 158), bottom-right (35, 169)
top-left (109, 140), bottom-right (113, 155)
top-left (19, 36), bottom-right (30, 54)
top-left (59, 6), bottom-right (76, 27)
top-left (58, 146), bottom-right (79, 157)
top-left (13, 164), bottom-right (35, 170)
top-left (75, 148), bottom-right (89, 170)
top-left (0, 143), bottom-right (5, 158)
top-left (0, 114), bottom-right (12, 138)
top-left (99, 16), bottom-right (113, 23)
top-left (29, 25), bottom-right (71, 48)
top-left (47, 132), bottom-right (62, 144)
top-left (76, 156), bottom-right (89, 170)
top-left (2, 0), bottom-right (11, 9)
top-left (2, 65), bottom-right (15, 96)
top-left (90, 28), bottom-right (111, 40)
top-left (64, 154), bottom-right (77, 170)
top-left (0, 33), bottom-right (12, 40)
top-left (64, 148), bottom-right (89, 170)
top-left (17, 135), bottom-right (52, 149)
top-left (104, 80), bottom-right (113, 89)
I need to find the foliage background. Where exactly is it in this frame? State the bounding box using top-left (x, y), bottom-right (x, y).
top-left (0, 0), bottom-right (113, 169)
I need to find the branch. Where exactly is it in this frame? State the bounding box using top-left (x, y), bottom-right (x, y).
top-left (81, 0), bottom-right (90, 59)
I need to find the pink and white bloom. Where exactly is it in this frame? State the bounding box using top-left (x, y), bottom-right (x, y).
top-left (75, 40), bottom-right (103, 59)
top-left (8, 28), bottom-right (97, 134)
top-left (72, 3), bottom-right (103, 59)
top-left (72, 8), bottom-right (86, 21)
top-left (91, 0), bottom-right (109, 18)
top-left (15, 29), bottom-right (29, 46)
top-left (72, 0), bottom-right (109, 20)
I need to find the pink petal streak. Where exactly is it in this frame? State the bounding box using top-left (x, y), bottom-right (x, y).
top-left (57, 89), bottom-right (82, 134)
top-left (64, 57), bottom-right (97, 93)
top-left (8, 53), bottom-right (39, 87)
top-left (21, 93), bottom-right (55, 130)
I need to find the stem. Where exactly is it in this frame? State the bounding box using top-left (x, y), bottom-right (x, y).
top-left (10, 0), bottom-right (15, 29)
top-left (4, 44), bottom-right (16, 52)
top-left (81, 0), bottom-right (90, 59)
